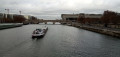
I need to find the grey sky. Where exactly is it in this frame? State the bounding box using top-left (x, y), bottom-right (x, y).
top-left (0, 0), bottom-right (120, 20)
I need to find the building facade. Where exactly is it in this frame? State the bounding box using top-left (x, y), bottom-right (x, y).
top-left (61, 14), bottom-right (79, 22)
top-left (0, 13), bottom-right (39, 23)
top-left (83, 14), bottom-right (102, 24)
top-left (0, 13), bottom-right (5, 23)
top-left (61, 13), bottom-right (102, 24)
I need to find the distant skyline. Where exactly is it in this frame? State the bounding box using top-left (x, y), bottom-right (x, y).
top-left (0, 0), bottom-right (120, 20)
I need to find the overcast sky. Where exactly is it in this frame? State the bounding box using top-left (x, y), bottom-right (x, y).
top-left (0, 0), bottom-right (120, 20)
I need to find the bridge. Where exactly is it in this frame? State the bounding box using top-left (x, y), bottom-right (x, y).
top-left (24, 19), bottom-right (72, 24)
top-left (39, 20), bottom-right (65, 24)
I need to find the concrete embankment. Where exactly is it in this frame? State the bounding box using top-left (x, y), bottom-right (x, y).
top-left (0, 23), bottom-right (23, 30)
top-left (66, 22), bottom-right (120, 38)
top-left (79, 26), bottom-right (120, 38)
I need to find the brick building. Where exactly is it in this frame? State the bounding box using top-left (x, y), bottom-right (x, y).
top-left (101, 10), bottom-right (120, 24)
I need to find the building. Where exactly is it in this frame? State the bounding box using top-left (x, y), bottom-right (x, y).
top-left (13, 14), bottom-right (27, 23)
top-left (84, 14), bottom-right (102, 24)
top-left (0, 13), bottom-right (5, 23)
top-left (78, 13), bottom-right (102, 24)
top-left (0, 14), bottom-right (14, 23)
top-left (5, 14), bottom-right (14, 23)
top-left (101, 10), bottom-right (120, 24)
top-left (0, 13), bottom-right (35, 23)
top-left (61, 13), bottom-right (102, 24)
top-left (61, 14), bottom-right (79, 22)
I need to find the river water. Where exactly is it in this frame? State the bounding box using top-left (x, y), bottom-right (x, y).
top-left (0, 24), bottom-right (120, 57)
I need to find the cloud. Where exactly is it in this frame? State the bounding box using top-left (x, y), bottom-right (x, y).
top-left (0, 0), bottom-right (120, 19)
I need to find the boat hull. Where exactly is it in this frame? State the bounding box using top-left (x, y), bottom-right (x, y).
top-left (32, 35), bottom-right (44, 38)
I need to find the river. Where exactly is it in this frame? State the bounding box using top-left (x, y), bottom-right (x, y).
top-left (0, 24), bottom-right (120, 57)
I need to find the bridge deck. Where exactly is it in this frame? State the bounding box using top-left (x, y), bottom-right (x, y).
top-left (39, 20), bottom-right (63, 22)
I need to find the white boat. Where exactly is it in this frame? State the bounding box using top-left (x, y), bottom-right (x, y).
top-left (32, 26), bottom-right (48, 38)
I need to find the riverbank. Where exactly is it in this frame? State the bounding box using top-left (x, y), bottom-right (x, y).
top-left (0, 23), bottom-right (23, 30)
top-left (66, 22), bottom-right (120, 38)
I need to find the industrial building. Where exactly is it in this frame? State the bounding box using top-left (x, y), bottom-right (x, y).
top-left (61, 14), bottom-right (79, 22)
top-left (61, 13), bottom-right (102, 24)
top-left (78, 13), bottom-right (102, 24)
top-left (0, 13), bottom-right (37, 23)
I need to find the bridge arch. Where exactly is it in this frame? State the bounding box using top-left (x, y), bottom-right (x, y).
top-left (39, 20), bottom-right (63, 24)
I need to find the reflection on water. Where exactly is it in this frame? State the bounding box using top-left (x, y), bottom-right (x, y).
top-left (0, 25), bottom-right (120, 57)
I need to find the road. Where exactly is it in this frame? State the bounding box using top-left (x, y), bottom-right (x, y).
top-left (0, 24), bottom-right (120, 57)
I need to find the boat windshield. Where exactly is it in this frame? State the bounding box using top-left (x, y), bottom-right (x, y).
top-left (33, 30), bottom-right (39, 34)
top-left (33, 29), bottom-right (42, 34)
top-left (36, 29), bottom-right (41, 32)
